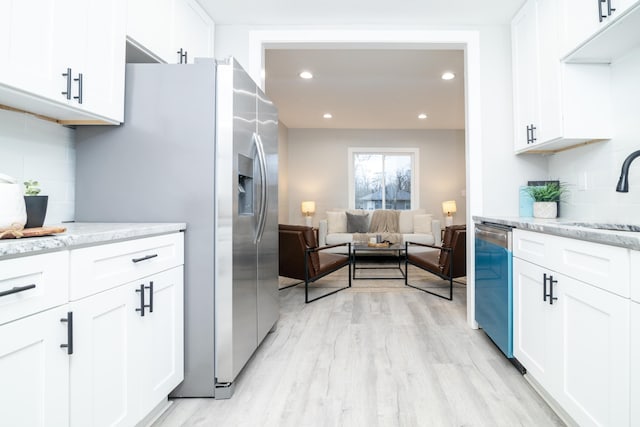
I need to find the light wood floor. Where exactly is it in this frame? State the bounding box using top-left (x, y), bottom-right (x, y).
top-left (154, 267), bottom-right (564, 427)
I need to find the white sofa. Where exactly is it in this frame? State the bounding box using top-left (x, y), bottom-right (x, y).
top-left (318, 209), bottom-right (441, 254)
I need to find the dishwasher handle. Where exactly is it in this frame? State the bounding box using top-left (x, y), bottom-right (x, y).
top-left (475, 224), bottom-right (512, 250)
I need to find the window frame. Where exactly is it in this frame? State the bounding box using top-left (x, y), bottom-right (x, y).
top-left (347, 147), bottom-right (420, 210)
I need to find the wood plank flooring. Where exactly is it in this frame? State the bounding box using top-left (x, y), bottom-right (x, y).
top-left (154, 268), bottom-right (564, 427)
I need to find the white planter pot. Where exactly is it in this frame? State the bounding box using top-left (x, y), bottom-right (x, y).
top-left (533, 202), bottom-right (557, 219)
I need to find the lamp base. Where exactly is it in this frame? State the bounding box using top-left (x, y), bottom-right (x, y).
top-left (304, 216), bottom-right (313, 227)
top-left (444, 216), bottom-right (454, 227)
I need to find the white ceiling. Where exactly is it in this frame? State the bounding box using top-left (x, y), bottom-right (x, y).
top-left (199, 0), bottom-right (524, 26)
top-left (200, 0), bottom-right (525, 130)
top-left (265, 49), bottom-right (465, 129)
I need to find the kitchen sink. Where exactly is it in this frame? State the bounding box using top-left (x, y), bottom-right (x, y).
top-left (559, 222), bottom-right (640, 232)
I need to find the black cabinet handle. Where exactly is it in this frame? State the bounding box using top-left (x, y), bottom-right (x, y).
top-left (608, 0), bottom-right (616, 16)
top-left (145, 281), bottom-right (154, 313)
top-left (530, 124), bottom-right (537, 143)
top-left (61, 68), bottom-right (72, 99)
top-left (598, 0), bottom-right (606, 21)
top-left (177, 48), bottom-right (188, 64)
top-left (73, 73), bottom-right (83, 104)
top-left (131, 254), bottom-right (158, 263)
top-left (135, 284), bottom-right (146, 316)
top-left (543, 273), bottom-right (549, 301)
top-left (548, 276), bottom-right (558, 305)
top-left (526, 125), bottom-right (531, 144)
top-left (0, 284), bottom-right (36, 298)
top-left (60, 312), bottom-right (73, 355)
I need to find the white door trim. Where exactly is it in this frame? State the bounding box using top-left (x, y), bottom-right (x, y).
top-left (248, 29), bottom-right (482, 328)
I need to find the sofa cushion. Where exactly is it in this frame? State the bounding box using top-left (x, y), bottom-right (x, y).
top-left (346, 212), bottom-right (369, 233)
top-left (403, 233), bottom-right (435, 246)
top-left (413, 214), bottom-right (433, 234)
top-left (398, 209), bottom-right (427, 233)
top-left (325, 233), bottom-right (354, 245)
top-left (326, 211), bottom-right (347, 234)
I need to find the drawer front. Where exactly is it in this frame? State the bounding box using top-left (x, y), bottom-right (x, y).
top-left (549, 234), bottom-right (629, 298)
top-left (69, 233), bottom-right (184, 300)
top-left (0, 251), bottom-right (69, 325)
top-left (513, 229), bottom-right (550, 266)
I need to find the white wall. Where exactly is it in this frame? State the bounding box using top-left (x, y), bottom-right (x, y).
top-left (0, 109), bottom-right (75, 225)
top-left (215, 24), bottom-right (548, 222)
top-left (547, 47), bottom-right (640, 223)
top-left (277, 121), bottom-right (289, 224)
top-left (286, 128), bottom-right (465, 226)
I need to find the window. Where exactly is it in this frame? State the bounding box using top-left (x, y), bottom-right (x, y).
top-left (348, 148), bottom-right (419, 210)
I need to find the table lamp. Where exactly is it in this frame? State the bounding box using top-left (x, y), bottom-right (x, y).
top-left (442, 200), bottom-right (457, 227)
top-left (301, 201), bottom-right (316, 227)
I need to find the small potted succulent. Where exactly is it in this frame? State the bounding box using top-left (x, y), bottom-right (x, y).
top-left (524, 182), bottom-right (567, 219)
top-left (23, 180), bottom-right (48, 228)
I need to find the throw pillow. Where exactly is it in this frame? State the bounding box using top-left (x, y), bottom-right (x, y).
top-left (413, 214), bottom-right (433, 234)
top-left (398, 209), bottom-right (427, 233)
top-left (326, 211), bottom-right (347, 234)
top-left (346, 212), bottom-right (369, 233)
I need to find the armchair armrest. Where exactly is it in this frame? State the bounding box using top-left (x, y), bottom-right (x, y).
top-left (307, 242), bottom-right (351, 253)
top-left (318, 219), bottom-right (328, 246)
top-left (405, 241), bottom-right (451, 252)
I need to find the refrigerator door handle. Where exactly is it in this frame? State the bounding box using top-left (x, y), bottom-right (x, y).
top-left (254, 132), bottom-right (268, 243)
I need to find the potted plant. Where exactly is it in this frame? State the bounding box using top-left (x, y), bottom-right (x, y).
top-left (23, 180), bottom-right (48, 228)
top-left (524, 182), bottom-right (566, 219)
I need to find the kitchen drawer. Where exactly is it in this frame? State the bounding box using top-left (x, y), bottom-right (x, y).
top-left (513, 229), bottom-right (551, 266)
top-left (631, 250), bottom-right (640, 303)
top-left (549, 234), bottom-right (629, 298)
top-left (514, 229), bottom-right (629, 297)
top-left (0, 251), bottom-right (69, 326)
top-left (69, 232), bottom-right (184, 301)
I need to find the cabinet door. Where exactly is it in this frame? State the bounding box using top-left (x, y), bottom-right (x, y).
top-left (0, 0), bottom-right (76, 102)
top-left (172, 0), bottom-right (214, 63)
top-left (631, 301), bottom-right (640, 427)
top-left (0, 307), bottom-right (70, 427)
top-left (77, 0), bottom-right (126, 122)
top-left (511, 0), bottom-right (540, 152)
top-left (512, 258), bottom-right (561, 391)
top-left (70, 284), bottom-right (139, 427)
top-left (127, 0), bottom-right (175, 63)
top-left (561, 0), bottom-right (603, 52)
top-left (556, 273), bottom-right (630, 427)
top-left (138, 266), bottom-right (184, 416)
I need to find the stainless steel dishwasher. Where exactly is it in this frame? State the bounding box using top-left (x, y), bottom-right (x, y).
top-left (474, 223), bottom-right (520, 368)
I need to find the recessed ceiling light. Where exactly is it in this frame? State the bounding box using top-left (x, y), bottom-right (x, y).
top-left (441, 72), bottom-right (455, 80)
top-left (299, 71), bottom-right (313, 79)
top-left (323, 113), bottom-right (333, 119)
top-left (418, 113), bottom-right (428, 119)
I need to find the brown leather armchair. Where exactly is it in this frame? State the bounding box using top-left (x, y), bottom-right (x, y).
top-left (279, 224), bottom-right (352, 303)
top-left (405, 225), bottom-right (466, 300)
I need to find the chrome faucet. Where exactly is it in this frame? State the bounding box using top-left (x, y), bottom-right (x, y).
top-left (616, 150), bottom-right (640, 192)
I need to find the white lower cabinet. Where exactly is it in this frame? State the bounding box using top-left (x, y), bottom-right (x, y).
top-left (513, 229), bottom-right (630, 426)
top-left (70, 266), bottom-right (184, 426)
top-left (0, 306), bottom-right (71, 427)
top-left (631, 301), bottom-right (640, 427)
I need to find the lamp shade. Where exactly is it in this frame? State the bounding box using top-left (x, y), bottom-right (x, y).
top-left (301, 201), bottom-right (316, 216)
top-left (442, 200), bottom-right (457, 215)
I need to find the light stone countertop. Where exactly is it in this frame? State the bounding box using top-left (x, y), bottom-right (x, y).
top-left (0, 222), bottom-right (186, 259)
top-left (473, 216), bottom-right (640, 250)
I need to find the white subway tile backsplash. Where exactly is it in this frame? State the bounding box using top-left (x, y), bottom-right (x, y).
top-left (0, 109), bottom-right (75, 224)
top-left (548, 48), bottom-right (640, 222)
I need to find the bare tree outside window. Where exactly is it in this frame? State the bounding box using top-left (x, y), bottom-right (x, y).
top-left (352, 152), bottom-right (414, 210)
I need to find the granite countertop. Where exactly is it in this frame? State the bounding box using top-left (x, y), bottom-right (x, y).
top-left (0, 222), bottom-right (186, 259)
top-left (473, 216), bottom-right (640, 250)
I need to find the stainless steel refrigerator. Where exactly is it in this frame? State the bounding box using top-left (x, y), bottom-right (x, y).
top-left (74, 58), bottom-right (279, 398)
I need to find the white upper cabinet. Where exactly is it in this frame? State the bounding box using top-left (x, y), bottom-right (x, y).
top-left (511, 0), bottom-right (612, 154)
top-left (0, 0), bottom-right (126, 124)
top-left (126, 0), bottom-right (175, 62)
top-left (127, 0), bottom-right (214, 64)
top-left (172, 0), bottom-right (215, 63)
top-left (561, 0), bottom-right (640, 60)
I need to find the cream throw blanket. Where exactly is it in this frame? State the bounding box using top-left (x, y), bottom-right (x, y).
top-left (353, 210), bottom-right (402, 244)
